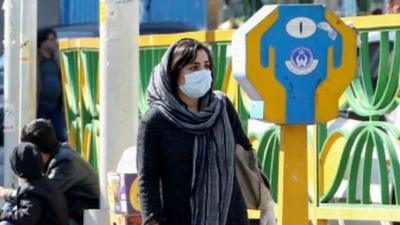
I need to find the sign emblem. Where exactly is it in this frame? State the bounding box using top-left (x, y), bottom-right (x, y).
top-left (285, 46), bottom-right (318, 75)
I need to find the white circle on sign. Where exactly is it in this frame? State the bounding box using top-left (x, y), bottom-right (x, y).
top-left (286, 17), bottom-right (316, 39)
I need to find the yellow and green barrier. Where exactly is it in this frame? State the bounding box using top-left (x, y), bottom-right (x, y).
top-left (308, 16), bottom-right (400, 224)
top-left (345, 31), bottom-right (400, 117)
top-left (255, 125), bottom-right (280, 201)
top-left (60, 45), bottom-right (100, 170)
top-left (60, 50), bottom-right (82, 154)
top-left (320, 28), bottom-right (400, 205)
top-left (320, 122), bottom-right (400, 205)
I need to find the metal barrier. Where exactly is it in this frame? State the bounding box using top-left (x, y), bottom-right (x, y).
top-left (309, 15), bottom-right (400, 224)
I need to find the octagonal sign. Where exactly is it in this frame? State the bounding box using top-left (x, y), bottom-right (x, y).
top-left (232, 4), bottom-right (357, 124)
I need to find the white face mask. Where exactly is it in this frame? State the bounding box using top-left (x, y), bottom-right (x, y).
top-left (179, 69), bottom-right (212, 99)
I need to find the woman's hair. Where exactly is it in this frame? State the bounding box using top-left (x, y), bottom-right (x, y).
top-left (168, 38), bottom-right (215, 93)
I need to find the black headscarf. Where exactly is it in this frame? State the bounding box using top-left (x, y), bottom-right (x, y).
top-left (11, 142), bottom-right (44, 180)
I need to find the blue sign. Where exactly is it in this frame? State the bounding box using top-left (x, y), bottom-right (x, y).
top-left (260, 6), bottom-right (343, 124)
top-left (232, 5), bottom-right (356, 124)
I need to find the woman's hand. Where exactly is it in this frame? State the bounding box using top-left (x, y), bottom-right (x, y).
top-left (260, 200), bottom-right (276, 225)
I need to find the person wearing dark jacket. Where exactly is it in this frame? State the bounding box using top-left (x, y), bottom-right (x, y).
top-left (0, 119), bottom-right (100, 224)
top-left (0, 142), bottom-right (69, 225)
top-left (19, 119), bottom-right (100, 224)
top-left (137, 38), bottom-right (250, 225)
top-left (37, 28), bottom-right (66, 142)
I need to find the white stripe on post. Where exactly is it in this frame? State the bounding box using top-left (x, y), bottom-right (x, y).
top-left (3, 0), bottom-right (21, 188)
top-left (19, 0), bottom-right (37, 135)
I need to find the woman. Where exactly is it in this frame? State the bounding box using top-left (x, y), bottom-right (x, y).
top-left (137, 38), bottom-right (252, 225)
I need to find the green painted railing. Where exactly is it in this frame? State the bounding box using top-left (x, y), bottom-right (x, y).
top-left (321, 122), bottom-right (400, 204)
top-left (256, 125), bottom-right (280, 201)
top-left (345, 31), bottom-right (400, 117)
top-left (320, 29), bottom-right (400, 206)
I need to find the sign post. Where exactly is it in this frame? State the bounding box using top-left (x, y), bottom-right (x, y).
top-left (232, 5), bottom-right (356, 225)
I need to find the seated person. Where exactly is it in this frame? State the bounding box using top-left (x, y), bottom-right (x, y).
top-left (0, 119), bottom-right (100, 225)
top-left (0, 143), bottom-right (69, 225)
top-left (20, 119), bottom-right (100, 224)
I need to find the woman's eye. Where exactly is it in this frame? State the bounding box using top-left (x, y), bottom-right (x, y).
top-left (205, 65), bottom-right (210, 69)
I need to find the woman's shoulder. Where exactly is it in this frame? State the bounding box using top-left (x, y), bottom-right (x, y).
top-left (140, 107), bottom-right (166, 125)
top-left (213, 91), bottom-right (231, 104)
top-left (211, 91), bottom-right (236, 115)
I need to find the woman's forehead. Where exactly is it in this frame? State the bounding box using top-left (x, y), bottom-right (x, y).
top-left (175, 49), bottom-right (210, 66)
top-left (193, 50), bottom-right (210, 62)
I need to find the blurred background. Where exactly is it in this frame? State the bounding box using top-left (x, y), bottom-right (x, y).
top-left (0, 0), bottom-right (393, 54)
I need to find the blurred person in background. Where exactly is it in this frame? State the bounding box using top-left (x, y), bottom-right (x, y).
top-left (387, 0), bottom-right (400, 13)
top-left (37, 28), bottom-right (66, 142)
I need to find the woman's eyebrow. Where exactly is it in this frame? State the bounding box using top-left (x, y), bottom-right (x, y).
top-left (189, 61), bottom-right (210, 65)
top-left (195, 61), bottom-right (210, 64)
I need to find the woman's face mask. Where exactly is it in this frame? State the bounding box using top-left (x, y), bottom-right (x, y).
top-left (179, 69), bottom-right (212, 99)
top-left (176, 49), bottom-right (213, 99)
